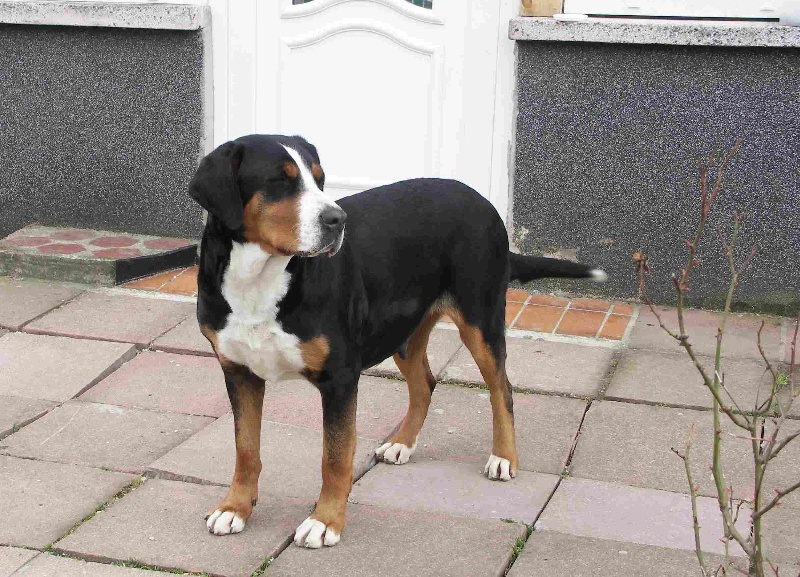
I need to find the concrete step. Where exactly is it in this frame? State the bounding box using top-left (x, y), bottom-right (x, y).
top-left (0, 225), bottom-right (197, 285)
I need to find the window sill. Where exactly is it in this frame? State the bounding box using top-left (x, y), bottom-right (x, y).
top-left (0, 1), bottom-right (207, 30)
top-left (509, 16), bottom-right (800, 48)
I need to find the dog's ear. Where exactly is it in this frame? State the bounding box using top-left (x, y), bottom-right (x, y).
top-left (291, 135), bottom-right (320, 163)
top-left (188, 141), bottom-right (245, 230)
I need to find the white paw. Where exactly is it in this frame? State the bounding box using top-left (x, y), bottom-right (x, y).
top-left (376, 441), bottom-right (416, 465)
top-left (294, 517), bottom-right (340, 548)
top-left (206, 509), bottom-right (246, 535)
top-left (484, 454), bottom-right (515, 481)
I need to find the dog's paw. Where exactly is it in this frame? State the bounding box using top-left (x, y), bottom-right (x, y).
top-left (206, 509), bottom-right (246, 535)
top-left (294, 516), bottom-right (340, 548)
top-left (376, 441), bottom-right (416, 465)
top-left (484, 454), bottom-right (516, 481)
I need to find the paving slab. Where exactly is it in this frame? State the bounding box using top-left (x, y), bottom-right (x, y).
top-left (536, 477), bottom-right (749, 556)
top-left (54, 479), bottom-right (312, 577)
top-left (0, 546), bottom-right (39, 576)
top-left (151, 317), bottom-right (214, 356)
top-left (406, 383), bottom-right (586, 475)
top-left (351, 459), bottom-right (558, 523)
top-left (149, 416), bottom-right (377, 499)
top-left (508, 532), bottom-right (727, 577)
top-left (441, 337), bottom-right (613, 397)
top-left (80, 351), bottom-right (228, 417)
top-left (0, 455), bottom-right (135, 548)
top-left (606, 348), bottom-right (776, 409)
top-left (0, 277), bottom-right (83, 330)
top-left (25, 292), bottom-right (193, 346)
top-left (263, 375), bottom-right (409, 442)
top-left (15, 554), bottom-right (169, 576)
top-left (761, 492), bottom-right (800, 566)
top-left (569, 401), bottom-right (800, 501)
top-left (267, 503), bottom-right (526, 577)
top-left (363, 327), bottom-right (463, 379)
top-left (0, 332), bottom-right (136, 402)
top-left (1, 401), bottom-right (213, 473)
top-left (630, 307), bottom-right (783, 360)
top-left (0, 396), bottom-right (56, 439)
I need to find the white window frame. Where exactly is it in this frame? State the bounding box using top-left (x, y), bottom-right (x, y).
top-left (563, 0), bottom-right (785, 20)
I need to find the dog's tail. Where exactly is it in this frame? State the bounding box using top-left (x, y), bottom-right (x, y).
top-left (509, 252), bottom-right (608, 283)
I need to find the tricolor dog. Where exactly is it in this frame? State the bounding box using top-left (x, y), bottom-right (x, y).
top-left (188, 134), bottom-right (606, 548)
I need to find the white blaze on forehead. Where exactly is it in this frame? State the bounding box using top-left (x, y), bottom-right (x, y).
top-left (282, 145), bottom-right (340, 253)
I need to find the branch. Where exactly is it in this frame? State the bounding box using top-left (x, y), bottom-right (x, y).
top-left (756, 321), bottom-right (779, 397)
top-left (672, 424), bottom-right (709, 575)
top-left (753, 479), bottom-right (800, 520)
top-left (765, 429), bottom-right (800, 463)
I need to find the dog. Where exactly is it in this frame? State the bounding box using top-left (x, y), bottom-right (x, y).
top-left (188, 134), bottom-right (606, 548)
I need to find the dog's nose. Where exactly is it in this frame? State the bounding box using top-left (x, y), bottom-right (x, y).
top-left (320, 206), bottom-right (347, 232)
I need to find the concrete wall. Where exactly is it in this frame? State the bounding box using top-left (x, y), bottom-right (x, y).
top-left (513, 41), bottom-right (800, 314)
top-left (0, 23), bottom-right (205, 239)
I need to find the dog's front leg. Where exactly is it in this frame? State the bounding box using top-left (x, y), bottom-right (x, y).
top-left (206, 363), bottom-right (265, 535)
top-left (294, 380), bottom-right (357, 548)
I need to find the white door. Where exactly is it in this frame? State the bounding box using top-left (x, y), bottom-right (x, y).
top-left (209, 0), bottom-right (516, 219)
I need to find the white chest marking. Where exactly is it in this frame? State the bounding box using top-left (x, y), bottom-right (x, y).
top-left (217, 243), bottom-right (304, 382)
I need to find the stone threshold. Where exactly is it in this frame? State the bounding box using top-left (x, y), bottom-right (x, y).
top-left (0, 1), bottom-right (208, 30)
top-left (509, 16), bottom-right (800, 47)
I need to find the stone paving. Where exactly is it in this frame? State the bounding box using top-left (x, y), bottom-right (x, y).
top-left (0, 276), bottom-right (798, 576)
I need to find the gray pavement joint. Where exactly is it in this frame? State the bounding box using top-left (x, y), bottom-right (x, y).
top-left (49, 475), bottom-right (147, 550)
top-left (14, 287), bottom-right (87, 332)
top-left (498, 395), bottom-right (597, 575)
top-left (596, 349), bottom-right (623, 399)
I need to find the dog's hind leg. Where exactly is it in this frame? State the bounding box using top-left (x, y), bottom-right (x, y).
top-left (450, 309), bottom-right (518, 481)
top-left (375, 312), bottom-right (440, 465)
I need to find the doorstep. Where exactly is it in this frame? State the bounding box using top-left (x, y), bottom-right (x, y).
top-left (0, 225), bottom-right (197, 286)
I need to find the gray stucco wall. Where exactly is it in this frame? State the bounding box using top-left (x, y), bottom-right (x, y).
top-left (513, 41), bottom-right (799, 314)
top-left (0, 24), bottom-right (205, 239)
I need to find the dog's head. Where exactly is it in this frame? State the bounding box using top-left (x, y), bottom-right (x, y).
top-left (189, 135), bottom-right (346, 257)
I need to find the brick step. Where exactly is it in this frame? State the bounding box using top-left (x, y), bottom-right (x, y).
top-left (0, 226), bottom-right (197, 286)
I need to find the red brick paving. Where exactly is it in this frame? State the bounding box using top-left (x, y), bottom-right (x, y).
top-left (556, 309), bottom-right (607, 338)
top-left (92, 248), bottom-right (143, 259)
top-left (3, 236), bottom-right (52, 247)
top-left (89, 236), bottom-right (139, 248)
top-left (528, 294), bottom-right (570, 307)
top-left (50, 230), bottom-right (96, 241)
top-left (514, 304), bottom-right (564, 332)
top-left (37, 243), bottom-right (85, 255)
top-left (143, 238), bottom-right (193, 251)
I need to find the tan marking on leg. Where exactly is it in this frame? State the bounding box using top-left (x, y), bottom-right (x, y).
top-left (310, 396), bottom-right (356, 537)
top-left (200, 324), bottom-right (234, 368)
top-left (447, 308), bottom-right (519, 474)
top-left (388, 312), bottom-right (440, 449)
top-left (207, 366), bottom-right (265, 534)
top-left (299, 335), bottom-right (330, 383)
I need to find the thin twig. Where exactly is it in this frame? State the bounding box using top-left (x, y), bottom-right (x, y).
top-left (753, 479), bottom-right (800, 520)
top-left (673, 424), bottom-right (708, 575)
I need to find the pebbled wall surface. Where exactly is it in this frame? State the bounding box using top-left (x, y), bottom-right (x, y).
top-left (513, 41), bottom-right (799, 313)
top-left (0, 24), bottom-right (205, 240)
